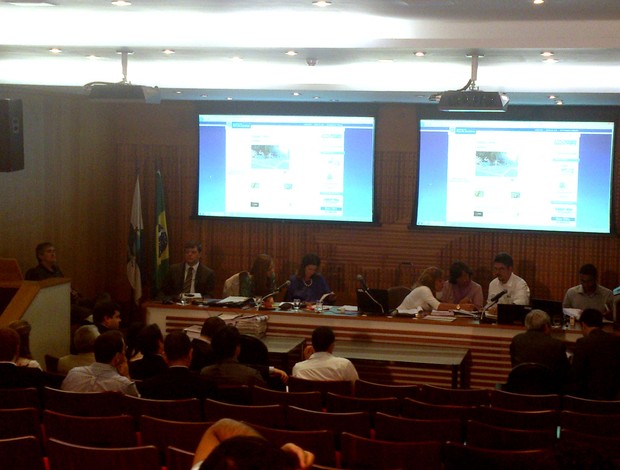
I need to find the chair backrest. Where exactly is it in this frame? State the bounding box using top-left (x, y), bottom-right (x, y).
top-left (401, 397), bottom-right (479, 422)
top-left (238, 334), bottom-right (270, 367)
top-left (374, 412), bottom-right (462, 443)
top-left (0, 407), bottom-right (42, 442)
top-left (0, 436), bottom-right (45, 470)
top-left (212, 384), bottom-right (252, 405)
top-left (250, 423), bottom-right (337, 467)
top-left (122, 395), bottom-right (203, 428)
top-left (466, 419), bottom-right (558, 450)
top-left (288, 376), bottom-right (353, 406)
top-left (47, 438), bottom-right (160, 470)
top-left (477, 406), bottom-right (559, 431)
top-left (503, 362), bottom-right (559, 394)
top-left (559, 410), bottom-right (620, 437)
top-left (0, 387), bottom-right (40, 410)
top-left (166, 446), bottom-right (196, 470)
top-left (354, 379), bottom-right (419, 400)
top-left (419, 384), bottom-right (491, 407)
top-left (325, 392), bottom-right (400, 425)
top-left (559, 428), bottom-right (620, 460)
top-left (490, 389), bottom-right (561, 411)
top-left (387, 286), bottom-right (411, 310)
top-left (252, 386), bottom-right (323, 411)
top-left (43, 386), bottom-right (125, 416)
top-left (203, 399), bottom-right (286, 429)
top-left (340, 432), bottom-right (442, 470)
top-left (140, 416), bottom-right (212, 465)
top-left (562, 394), bottom-right (620, 414)
top-left (442, 442), bottom-right (559, 470)
top-left (43, 409), bottom-right (137, 448)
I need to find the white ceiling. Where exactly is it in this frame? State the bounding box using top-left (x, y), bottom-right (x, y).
top-left (1, 0), bottom-right (620, 105)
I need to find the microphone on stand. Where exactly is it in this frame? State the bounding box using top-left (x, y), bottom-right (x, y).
top-left (482, 289), bottom-right (507, 315)
top-left (356, 274), bottom-right (385, 314)
top-left (261, 280), bottom-right (291, 302)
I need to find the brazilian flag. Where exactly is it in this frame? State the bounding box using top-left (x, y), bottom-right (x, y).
top-left (154, 170), bottom-right (169, 294)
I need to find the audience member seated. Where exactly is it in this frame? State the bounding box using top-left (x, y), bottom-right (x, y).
top-left (438, 261), bottom-right (484, 311)
top-left (191, 418), bottom-right (314, 470)
top-left (292, 326), bottom-right (358, 382)
top-left (397, 266), bottom-right (474, 312)
top-left (222, 253), bottom-right (276, 301)
top-left (92, 301), bottom-right (122, 335)
top-left (61, 330), bottom-right (139, 396)
top-left (487, 252), bottom-right (530, 313)
top-left (190, 316), bottom-right (226, 372)
top-left (140, 330), bottom-right (215, 400)
top-left (200, 326), bottom-right (266, 387)
top-left (0, 327), bottom-right (44, 389)
top-left (284, 253), bottom-right (334, 304)
top-left (57, 324), bottom-right (99, 374)
top-left (563, 263), bottom-right (613, 319)
top-left (160, 240), bottom-right (215, 299)
top-left (572, 308), bottom-right (620, 400)
top-left (509, 309), bottom-right (571, 393)
top-left (128, 323), bottom-right (167, 380)
top-left (8, 320), bottom-right (41, 369)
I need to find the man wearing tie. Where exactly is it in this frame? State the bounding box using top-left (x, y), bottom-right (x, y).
top-left (160, 241), bottom-right (215, 298)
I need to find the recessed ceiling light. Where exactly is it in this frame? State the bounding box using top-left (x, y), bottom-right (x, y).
top-left (86, 55), bottom-right (101, 60)
top-left (313, 96), bottom-right (321, 100)
top-left (285, 50), bottom-right (298, 56)
top-left (201, 94), bottom-right (208, 98)
top-left (312, 0), bottom-right (332, 7)
top-left (175, 91), bottom-right (182, 94)
top-left (533, 0), bottom-right (544, 4)
top-left (540, 51), bottom-right (554, 57)
top-left (162, 49), bottom-right (175, 55)
top-left (292, 92), bottom-right (301, 96)
top-left (543, 58), bottom-right (559, 64)
top-left (555, 100), bottom-right (564, 105)
top-left (548, 95), bottom-right (556, 100)
top-left (226, 97), bottom-right (233, 101)
top-left (111, 0), bottom-right (131, 6)
top-left (229, 56), bottom-right (243, 62)
top-left (414, 51), bottom-right (426, 57)
top-left (49, 48), bottom-right (62, 54)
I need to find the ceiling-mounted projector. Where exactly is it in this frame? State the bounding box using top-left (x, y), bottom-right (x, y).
top-left (87, 83), bottom-right (161, 104)
top-left (438, 90), bottom-right (509, 112)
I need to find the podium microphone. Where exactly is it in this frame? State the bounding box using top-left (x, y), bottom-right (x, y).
top-left (482, 289), bottom-right (507, 312)
top-left (356, 274), bottom-right (369, 291)
top-left (261, 280), bottom-right (291, 302)
top-left (356, 274), bottom-right (384, 314)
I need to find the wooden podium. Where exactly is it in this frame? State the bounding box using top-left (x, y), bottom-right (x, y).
top-left (0, 258), bottom-right (71, 367)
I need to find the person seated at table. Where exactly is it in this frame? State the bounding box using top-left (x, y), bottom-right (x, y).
top-left (487, 252), bottom-right (530, 312)
top-left (397, 266), bottom-right (474, 312)
top-left (563, 263), bottom-right (613, 319)
top-left (284, 253), bottom-right (335, 304)
top-left (438, 261), bottom-right (484, 311)
top-left (160, 240), bottom-right (215, 299)
top-left (292, 326), bottom-right (358, 382)
top-left (191, 418), bottom-right (314, 470)
top-left (222, 253), bottom-right (277, 301)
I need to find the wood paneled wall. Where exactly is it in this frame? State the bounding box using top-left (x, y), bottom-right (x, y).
top-left (1, 89), bottom-right (619, 315)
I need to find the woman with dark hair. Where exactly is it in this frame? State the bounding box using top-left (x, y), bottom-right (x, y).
top-left (284, 253), bottom-right (334, 303)
top-left (8, 320), bottom-right (41, 369)
top-left (439, 261), bottom-right (484, 310)
top-left (397, 266), bottom-right (475, 312)
top-left (128, 323), bottom-right (167, 380)
top-left (222, 254), bottom-right (277, 299)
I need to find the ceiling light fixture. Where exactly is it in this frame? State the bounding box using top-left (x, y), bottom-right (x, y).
top-left (49, 48), bottom-right (62, 54)
top-left (111, 0), bottom-right (131, 6)
top-left (540, 51), bottom-right (554, 57)
top-left (543, 58), bottom-right (558, 64)
top-left (414, 51), bottom-right (426, 57)
top-left (286, 50), bottom-right (298, 56)
top-left (162, 49), bottom-right (175, 55)
top-left (292, 92), bottom-right (301, 96)
top-left (312, 0), bottom-right (332, 7)
top-left (532, 0), bottom-right (544, 4)
top-left (555, 100), bottom-right (564, 105)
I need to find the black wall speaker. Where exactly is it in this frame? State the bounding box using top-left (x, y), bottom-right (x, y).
top-left (0, 98), bottom-right (24, 172)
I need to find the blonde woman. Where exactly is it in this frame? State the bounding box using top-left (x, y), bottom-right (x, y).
top-left (397, 266), bottom-right (474, 312)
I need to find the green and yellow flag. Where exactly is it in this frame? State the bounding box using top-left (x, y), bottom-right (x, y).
top-left (154, 170), bottom-right (169, 294)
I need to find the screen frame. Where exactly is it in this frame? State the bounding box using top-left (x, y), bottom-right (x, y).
top-left (194, 101), bottom-right (380, 225)
top-left (411, 104), bottom-right (618, 236)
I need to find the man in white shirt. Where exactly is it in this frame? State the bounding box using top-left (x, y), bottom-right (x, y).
top-left (292, 326), bottom-right (358, 382)
top-left (487, 252), bottom-right (530, 310)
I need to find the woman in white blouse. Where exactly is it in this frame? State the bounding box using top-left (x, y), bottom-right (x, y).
top-left (397, 266), bottom-right (474, 312)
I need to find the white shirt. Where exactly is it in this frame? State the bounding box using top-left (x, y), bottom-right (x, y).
top-left (61, 362), bottom-right (139, 396)
top-left (397, 285), bottom-right (440, 311)
top-left (292, 351), bottom-right (359, 382)
top-left (488, 273), bottom-right (530, 305)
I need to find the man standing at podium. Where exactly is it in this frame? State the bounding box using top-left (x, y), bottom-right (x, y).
top-left (160, 241), bottom-right (215, 299)
top-left (24, 242), bottom-right (63, 281)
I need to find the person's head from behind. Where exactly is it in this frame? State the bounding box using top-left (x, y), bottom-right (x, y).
top-left (211, 325), bottom-right (241, 361)
top-left (311, 326), bottom-right (335, 353)
top-left (493, 252), bottom-right (514, 283)
top-left (137, 323), bottom-right (164, 356)
top-left (578, 263), bottom-right (598, 294)
top-left (250, 254), bottom-right (274, 296)
top-left (579, 308), bottom-right (604, 335)
top-left (184, 240), bottom-right (202, 267)
top-left (93, 301), bottom-right (122, 330)
top-left (35, 241), bottom-right (56, 264)
top-left (0, 327), bottom-right (20, 362)
top-left (200, 435), bottom-right (298, 470)
top-left (164, 330), bottom-right (192, 365)
top-left (297, 253), bottom-right (321, 280)
top-left (73, 325), bottom-right (100, 354)
top-left (201, 316), bottom-right (226, 339)
top-left (525, 309), bottom-right (551, 333)
top-left (8, 320), bottom-right (33, 359)
top-left (94, 330), bottom-right (125, 365)
top-left (448, 261), bottom-right (473, 287)
top-left (416, 266), bottom-right (443, 294)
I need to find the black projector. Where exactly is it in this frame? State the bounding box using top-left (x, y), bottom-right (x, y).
top-left (87, 83), bottom-right (161, 104)
top-left (438, 90), bottom-right (509, 112)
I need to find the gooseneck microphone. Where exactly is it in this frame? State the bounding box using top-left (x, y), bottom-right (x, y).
top-left (356, 274), bottom-right (384, 314)
top-left (482, 289), bottom-right (508, 313)
top-left (356, 274), bottom-right (369, 291)
top-left (261, 280), bottom-right (291, 302)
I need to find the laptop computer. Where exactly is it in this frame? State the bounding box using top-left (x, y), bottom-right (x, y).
top-left (497, 304), bottom-right (531, 325)
top-left (531, 298), bottom-right (565, 326)
top-left (356, 288), bottom-right (390, 316)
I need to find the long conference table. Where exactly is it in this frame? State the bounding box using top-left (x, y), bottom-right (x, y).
top-left (145, 302), bottom-right (583, 389)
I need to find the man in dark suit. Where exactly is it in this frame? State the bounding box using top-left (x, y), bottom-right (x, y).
top-left (160, 240), bottom-right (215, 298)
top-left (0, 327), bottom-right (44, 389)
top-left (509, 309), bottom-right (571, 393)
top-left (139, 330), bottom-right (215, 400)
top-left (573, 308), bottom-right (620, 400)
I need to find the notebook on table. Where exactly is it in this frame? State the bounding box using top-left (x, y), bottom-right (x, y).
top-left (356, 288), bottom-right (390, 316)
